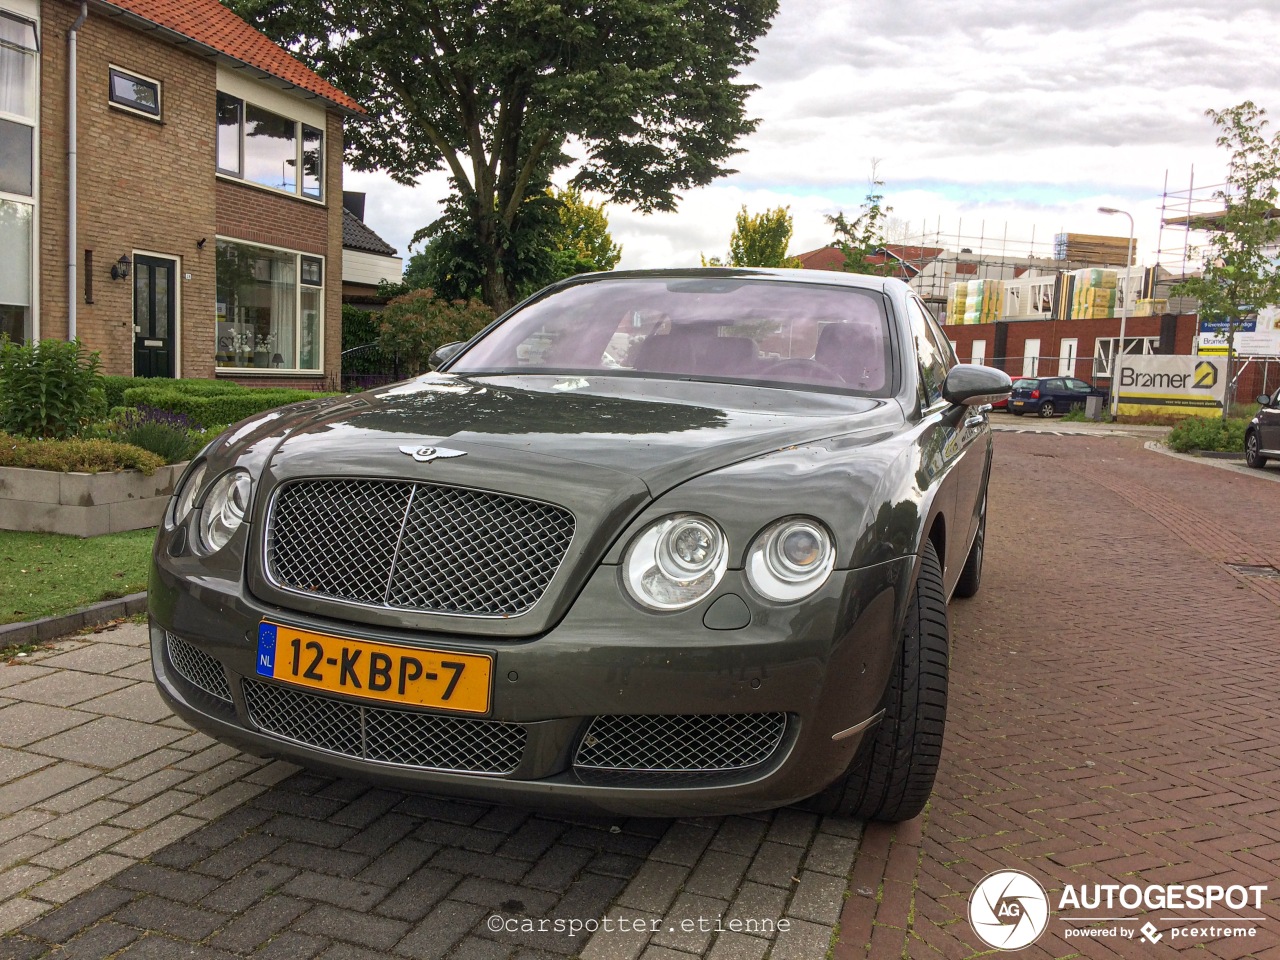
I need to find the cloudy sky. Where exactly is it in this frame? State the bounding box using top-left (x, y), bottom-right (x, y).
top-left (345, 0), bottom-right (1280, 274)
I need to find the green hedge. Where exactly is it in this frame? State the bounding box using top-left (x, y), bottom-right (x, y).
top-left (1166, 417), bottom-right (1249, 453)
top-left (0, 431), bottom-right (164, 475)
top-left (121, 385), bottom-right (334, 425)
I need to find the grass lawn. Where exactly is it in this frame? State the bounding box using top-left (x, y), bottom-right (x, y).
top-left (0, 528), bottom-right (155, 625)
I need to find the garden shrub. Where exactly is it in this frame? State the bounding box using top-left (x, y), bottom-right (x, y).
top-left (122, 385), bottom-right (335, 425)
top-left (0, 339), bottom-right (106, 439)
top-left (1166, 417), bottom-right (1249, 453)
top-left (104, 407), bottom-right (205, 464)
top-left (0, 431), bottom-right (164, 475)
top-left (377, 289), bottom-right (494, 375)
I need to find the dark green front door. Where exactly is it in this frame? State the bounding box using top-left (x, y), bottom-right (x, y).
top-left (133, 255), bottom-right (176, 378)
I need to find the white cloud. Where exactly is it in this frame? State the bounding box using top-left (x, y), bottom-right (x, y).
top-left (344, 0), bottom-right (1280, 276)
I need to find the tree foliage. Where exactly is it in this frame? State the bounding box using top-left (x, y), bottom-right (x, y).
top-left (1173, 101), bottom-right (1280, 414)
top-left (827, 178), bottom-right (894, 276)
top-left (226, 0), bottom-right (777, 311)
top-left (549, 186), bottom-right (623, 278)
top-left (703, 206), bottom-right (798, 267)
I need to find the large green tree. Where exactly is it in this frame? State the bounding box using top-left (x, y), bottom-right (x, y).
top-left (827, 177), bottom-right (894, 276)
top-left (1174, 101), bottom-right (1280, 414)
top-left (227, 0), bottom-right (777, 311)
top-left (549, 186), bottom-right (623, 278)
top-left (703, 205), bottom-right (798, 267)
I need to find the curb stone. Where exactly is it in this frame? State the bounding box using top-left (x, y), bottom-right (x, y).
top-left (0, 592), bottom-right (148, 646)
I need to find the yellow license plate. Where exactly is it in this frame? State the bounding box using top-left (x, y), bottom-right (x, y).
top-left (256, 621), bottom-right (492, 714)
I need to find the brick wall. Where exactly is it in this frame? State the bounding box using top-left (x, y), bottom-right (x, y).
top-left (39, 1), bottom-right (218, 377)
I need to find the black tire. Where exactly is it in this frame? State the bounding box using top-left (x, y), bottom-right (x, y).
top-left (953, 498), bottom-right (985, 599)
top-left (806, 540), bottom-right (949, 822)
top-left (1038, 400), bottom-right (1055, 418)
top-left (1245, 429), bottom-right (1268, 469)
top-left (1011, 411), bottom-right (1024, 417)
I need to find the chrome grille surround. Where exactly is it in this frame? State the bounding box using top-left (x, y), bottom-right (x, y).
top-left (241, 680), bottom-right (526, 775)
top-left (165, 633), bottom-right (232, 703)
top-left (265, 478), bottom-right (575, 617)
top-left (574, 713), bottom-right (788, 772)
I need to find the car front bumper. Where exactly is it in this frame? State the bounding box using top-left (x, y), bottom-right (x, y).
top-left (149, 555), bottom-right (914, 817)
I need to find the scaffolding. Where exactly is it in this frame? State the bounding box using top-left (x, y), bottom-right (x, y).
top-left (1153, 167), bottom-right (1224, 315)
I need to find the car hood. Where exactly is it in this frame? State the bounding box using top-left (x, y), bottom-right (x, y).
top-left (238, 373), bottom-right (905, 638)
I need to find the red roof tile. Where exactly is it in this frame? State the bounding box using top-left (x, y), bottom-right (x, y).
top-left (796, 246), bottom-right (846, 271)
top-left (100, 0), bottom-right (363, 114)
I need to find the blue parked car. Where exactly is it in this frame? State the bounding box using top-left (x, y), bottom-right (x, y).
top-left (1008, 377), bottom-right (1107, 417)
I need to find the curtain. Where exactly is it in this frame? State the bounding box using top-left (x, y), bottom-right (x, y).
top-left (269, 253), bottom-right (296, 367)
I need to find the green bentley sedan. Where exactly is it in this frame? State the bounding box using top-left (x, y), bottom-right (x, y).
top-left (149, 268), bottom-right (1010, 820)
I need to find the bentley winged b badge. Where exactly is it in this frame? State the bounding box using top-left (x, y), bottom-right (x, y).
top-left (398, 445), bottom-right (467, 464)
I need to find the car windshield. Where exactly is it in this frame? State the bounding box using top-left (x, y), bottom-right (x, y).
top-left (1013, 379), bottom-right (1039, 389)
top-left (449, 276), bottom-right (894, 396)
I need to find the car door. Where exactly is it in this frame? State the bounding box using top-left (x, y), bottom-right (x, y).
top-left (1260, 390), bottom-right (1280, 453)
top-left (1067, 378), bottom-right (1094, 409)
top-left (1042, 378), bottom-right (1066, 409)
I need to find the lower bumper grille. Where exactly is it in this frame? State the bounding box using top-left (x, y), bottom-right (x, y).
top-left (241, 680), bottom-right (525, 775)
top-left (574, 713), bottom-right (787, 773)
top-left (166, 633), bottom-right (232, 703)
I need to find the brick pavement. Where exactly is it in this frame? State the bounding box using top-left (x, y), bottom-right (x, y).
top-left (0, 432), bottom-right (1276, 958)
top-left (837, 433), bottom-right (1280, 959)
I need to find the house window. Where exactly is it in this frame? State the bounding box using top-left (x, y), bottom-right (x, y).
top-left (970, 340), bottom-right (986, 365)
top-left (108, 66), bottom-right (160, 118)
top-left (0, 9), bottom-right (37, 342)
top-left (215, 239), bottom-right (322, 371)
top-left (215, 91), bottom-right (324, 200)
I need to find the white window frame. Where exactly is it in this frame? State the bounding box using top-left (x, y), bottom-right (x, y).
top-left (1093, 336), bottom-right (1158, 379)
top-left (215, 68), bottom-right (326, 203)
top-left (214, 236), bottom-right (325, 375)
top-left (970, 340), bottom-right (986, 365)
top-left (1022, 338), bottom-right (1040, 378)
top-left (107, 64), bottom-right (161, 120)
top-left (1058, 338), bottom-right (1078, 377)
top-left (0, 1), bottom-right (39, 340)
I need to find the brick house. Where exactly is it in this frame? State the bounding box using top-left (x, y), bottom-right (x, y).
top-left (1, 0), bottom-right (362, 388)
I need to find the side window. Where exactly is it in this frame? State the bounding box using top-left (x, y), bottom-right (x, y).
top-left (906, 298), bottom-right (947, 406)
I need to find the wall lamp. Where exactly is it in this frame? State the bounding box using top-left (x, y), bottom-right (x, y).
top-left (110, 254), bottom-right (132, 281)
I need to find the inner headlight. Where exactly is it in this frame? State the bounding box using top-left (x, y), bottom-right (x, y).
top-left (198, 469), bottom-right (252, 553)
top-left (168, 461), bottom-right (206, 529)
top-left (746, 518), bottom-right (835, 602)
top-left (623, 513), bottom-right (728, 610)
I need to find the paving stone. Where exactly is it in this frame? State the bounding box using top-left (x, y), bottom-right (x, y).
top-left (0, 835), bottom-right (56, 872)
top-left (742, 841), bottom-right (803, 889)
top-left (707, 819), bottom-right (767, 858)
top-left (0, 750), bottom-right (52, 786)
top-left (268, 841), bottom-right (370, 878)
top-left (637, 947), bottom-right (695, 960)
top-left (184, 806), bottom-right (274, 848)
top-left (351, 838), bottom-right (434, 888)
top-left (114, 895), bottom-right (227, 940)
top-left (108, 791), bottom-right (197, 830)
top-left (764, 809), bottom-right (818, 848)
top-left (0, 703), bottom-right (96, 748)
top-left (0, 933), bottom-right (44, 960)
top-left (547, 873), bottom-right (627, 925)
top-left (0, 864), bottom-right (52, 900)
top-left (0, 812), bottom-right (55, 847)
top-left (199, 863), bottom-right (298, 914)
top-left (785, 870), bottom-right (845, 925)
top-left (44, 919), bottom-right (140, 959)
top-left (76, 684), bottom-right (173, 723)
top-left (374, 867), bottom-right (460, 923)
top-left (767, 917), bottom-right (831, 960)
top-left (650, 892), bottom-right (729, 954)
top-left (393, 899), bottom-right (487, 960)
top-left (281, 870), bottom-right (390, 911)
top-left (340, 813), bottom-right (419, 857)
top-left (111, 814), bottom-right (205, 859)
top-left (114, 933), bottom-right (239, 959)
top-left (31, 718), bottom-right (183, 769)
top-left (35, 800), bottom-right (131, 840)
top-left (0, 900), bottom-right (49, 939)
top-left (243, 761), bottom-right (303, 787)
top-left (30, 825), bottom-right (130, 870)
top-left (207, 894), bottom-right (311, 953)
top-left (803, 831), bottom-right (860, 877)
top-left (113, 862), bottom-right (223, 903)
top-left (191, 831), bottom-right (285, 879)
top-left (430, 847), bottom-right (527, 882)
top-left (451, 878), bottom-right (559, 916)
top-left (446, 938), bottom-right (517, 960)
top-left (616, 861), bottom-right (688, 915)
top-left (179, 759), bottom-right (260, 796)
top-left (253, 932), bottom-right (328, 960)
top-left (35, 778), bottom-right (123, 816)
top-left (722, 882), bottom-right (787, 928)
top-left (20, 883), bottom-right (134, 943)
top-left (38, 645), bottom-right (148, 674)
top-left (294, 903), bottom-right (408, 952)
top-left (684, 851), bottom-right (750, 900)
top-left (647, 822), bottom-right (715, 867)
top-left (704, 931), bottom-right (768, 960)
top-left (0, 665), bottom-right (54, 691)
top-left (579, 907), bottom-right (662, 960)
top-left (260, 813), bottom-right (356, 847)
top-left (180, 781), bottom-right (266, 820)
top-left (2, 673), bottom-right (131, 708)
top-left (109, 749), bottom-right (188, 783)
top-left (496, 819), bottom-right (569, 862)
top-left (521, 844), bottom-right (593, 892)
top-left (328, 789), bottom-right (403, 830)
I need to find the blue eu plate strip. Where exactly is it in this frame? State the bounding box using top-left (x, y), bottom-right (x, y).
top-left (256, 622), bottom-right (277, 677)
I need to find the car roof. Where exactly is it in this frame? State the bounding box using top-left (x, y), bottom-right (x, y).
top-left (565, 266), bottom-right (908, 295)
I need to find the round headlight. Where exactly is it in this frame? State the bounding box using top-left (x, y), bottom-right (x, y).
top-left (198, 469), bottom-right (252, 553)
top-left (624, 513), bottom-right (728, 610)
top-left (747, 518), bottom-right (835, 602)
top-left (169, 461), bottom-right (206, 529)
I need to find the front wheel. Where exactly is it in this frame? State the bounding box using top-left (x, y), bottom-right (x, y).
top-left (803, 541), bottom-right (949, 822)
top-left (953, 498), bottom-right (985, 599)
top-left (1245, 430), bottom-right (1268, 468)
top-left (1039, 401), bottom-right (1055, 418)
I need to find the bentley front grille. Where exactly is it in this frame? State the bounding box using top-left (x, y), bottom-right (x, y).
top-left (166, 633), bottom-right (232, 703)
top-left (266, 478), bottom-right (575, 616)
top-left (241, 680), bottom-right (526, 775)
top-left (574, 713), bottom-right (788, 773)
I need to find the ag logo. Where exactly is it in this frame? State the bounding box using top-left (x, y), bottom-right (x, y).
top-left (969, 870), bottom-right (1050, 950)
top-left (1193, 361), bottom-right (1219, 389)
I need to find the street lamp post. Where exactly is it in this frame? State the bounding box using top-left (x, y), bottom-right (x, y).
top-left (1098, 207), bottom-right (1134, 420)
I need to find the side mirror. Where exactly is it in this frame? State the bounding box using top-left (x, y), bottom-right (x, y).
top-left (943, 364), bottom-right (1013, 407)
top-left (1258, 394), bottom-right (1273, 407)
top-left (428, 341), bottom-right (466, 371)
